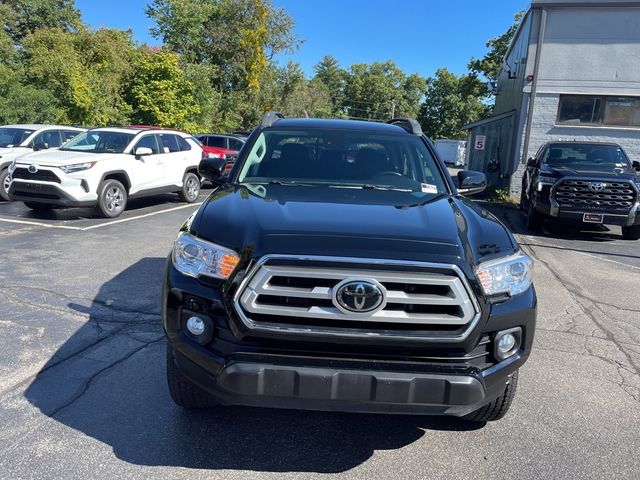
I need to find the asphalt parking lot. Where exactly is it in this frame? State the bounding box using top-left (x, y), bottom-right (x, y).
top-left (0, 195), bottom-right (638, 480)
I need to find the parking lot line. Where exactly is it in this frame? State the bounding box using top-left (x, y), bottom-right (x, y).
top-left (80, 202), bottom-right (202, 231)
top-left (0, 217), bottom-right (83, 230)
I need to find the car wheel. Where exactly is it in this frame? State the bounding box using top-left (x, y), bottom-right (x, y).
top-left (97, 179), bottom-right (127, 218)
top-left (622, 225), bottom-right (640, 240)
top-left (463, 371), bottom-right (518, 422)
top-left (166, 343), bottom-right (218, 409)
top-left (526, 197), bottom-right (544, 231)
top-left (0, 168), bottom-right (10, 201)
top-left (24, 202), bottom-right (53, 211)
top-left (178, 172), bottom-right (201, 203)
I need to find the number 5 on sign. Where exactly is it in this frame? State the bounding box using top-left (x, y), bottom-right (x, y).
top-left (475, 135), bottom-right (486, 150)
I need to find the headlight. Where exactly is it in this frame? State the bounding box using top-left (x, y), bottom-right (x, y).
top-left (8, 161), bottom-right (15, 173)
top-left (172, 232), bottom-right (240, 279)
top-left (537, 174), bottom-right (557, 191)
top-left (476, 251), bottom-right (533, 297)
top-left (207, 152), bottom-right (223, 159)
top-left (59, 162), bottom-right (96, 174)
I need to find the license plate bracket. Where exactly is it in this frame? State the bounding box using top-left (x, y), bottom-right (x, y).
top-left (583, 212), bottom-right (604, 224)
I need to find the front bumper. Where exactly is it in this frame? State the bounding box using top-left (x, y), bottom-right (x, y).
top-left (8, 180), bottom-right (96, 207)
top-left (164, 260), bottom-right (536, 416)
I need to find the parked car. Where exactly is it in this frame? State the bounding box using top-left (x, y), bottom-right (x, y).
top-left (520, 141), bottom-right (640, 239)
top-left (8, 127), bottom-right (203, 218)
top-left (0, 124), bottom-right (85, 201)
top-left (435, 139), bottom-right (467, 167)
top-left (163, 113), bottom-right (536, 422)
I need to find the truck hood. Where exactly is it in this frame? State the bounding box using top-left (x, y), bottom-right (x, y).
top-left (542, 164), bottom-right (640, 181)
top-left (15, 149), bottom-right (118, 166)
top-left (192, 184), bottom-right (516, 267)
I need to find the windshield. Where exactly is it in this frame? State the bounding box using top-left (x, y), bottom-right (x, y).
top-left (238, 128), bottom-right (447, 195)
top-left (60, 131), bottom-right (135, 153)
top-left (543, 144), bottom-right (631, 170)
top-left (0, 128), bottom-right (34, 148)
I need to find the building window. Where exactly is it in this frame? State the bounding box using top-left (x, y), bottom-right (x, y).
top-left (557, 95), bottom-right (640, 127)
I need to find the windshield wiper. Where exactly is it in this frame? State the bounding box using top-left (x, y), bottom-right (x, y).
top-left (364, 184), bottom-right (412, 192)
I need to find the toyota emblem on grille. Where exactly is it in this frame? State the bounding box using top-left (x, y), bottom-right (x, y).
top-left (333, 279), bottom-right (386, 314)
top-left (28, 165), bottom-right (38, 174)
top-left (588, 182), bottom-right (606, 193)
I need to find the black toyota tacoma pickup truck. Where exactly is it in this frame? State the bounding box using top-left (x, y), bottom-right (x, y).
top-left (163, 113), bottom-right (536, 421)
top-left (520, 141), bottom-right (640, 239)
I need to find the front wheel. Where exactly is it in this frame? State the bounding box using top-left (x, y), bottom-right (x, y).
top-left (463, 371), bottom-right (519, 422)
top-left (166, 343), bottom-right (218, 409)
top-left (97, 179), bottom-right (127, 218)
top-left (178, 172), bottom-right (201, 203)
top-left (622, 225), bottom-right (640, 240)
top-left (526, 199), bottom-right (544, 231)
top-left (0, 168), bottom-right (11, 201)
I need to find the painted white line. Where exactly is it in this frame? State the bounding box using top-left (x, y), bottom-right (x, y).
top-left (0, 217), bottom-right (82, 230)
top-left (568, 249), bottom-right (640, 272)
top-left (80, 202), bottom-right (202, 231)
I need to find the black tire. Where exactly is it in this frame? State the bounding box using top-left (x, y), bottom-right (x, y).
top-left (97, 179), bottom-right (127, 218)
top-left (519, 184), bottom-right (527, 211)
top-left (24, 202), bottom-right (53, 211)
top-left (0, 168), bottom-right (10, 201)
top-left (622, 225), bottom-right (640, 240)
top-left (178, 172), bottom-right (201, 203)
top-left (166, 343), bottom-right (218, 409)
top-left (526, 197), bottom-right (544, 231)
top-left (463, 371), bottom-right (519, 422)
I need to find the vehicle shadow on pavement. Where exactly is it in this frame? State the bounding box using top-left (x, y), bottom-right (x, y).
top-left (23, 257), bottom-right (484, 473)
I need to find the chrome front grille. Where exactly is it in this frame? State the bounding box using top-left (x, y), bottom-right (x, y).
top-left (234, 257), bottom-right (479, 340)
top-left (554, 179), bottom-right (636, 211)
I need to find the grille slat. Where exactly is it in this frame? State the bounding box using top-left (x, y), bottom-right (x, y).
top-left (554, 179), bottom-right (637, 210)
top-left (12, 167), bottom-right (61, 184)
top-left (236, 262), bottom-right (478, 336)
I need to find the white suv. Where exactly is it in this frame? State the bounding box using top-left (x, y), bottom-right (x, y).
top-left (8, 127), bottom-right (204, 218)
top-left (0, 124), bottom-right (86, 201)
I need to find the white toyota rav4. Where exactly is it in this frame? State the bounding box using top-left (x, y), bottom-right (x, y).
top-left (8, 127), bottom-right (204, 218)
top-left (0, 124), bottom-right (86, 201)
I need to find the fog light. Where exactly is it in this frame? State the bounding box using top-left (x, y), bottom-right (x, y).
top-left (498, 334), bottom-right (516, 353)
top-left (186, 316), bottom-right (206, 336)
top-left (494, 327), bottom-right (522, 361)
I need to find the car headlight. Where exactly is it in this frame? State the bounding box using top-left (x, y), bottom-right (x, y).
top-left (207, 152), bottom-right (223, 159)
top-left (476, 251), bottom-right (533, 297)
top-left (172, 232), bottom-right (240, 279)
top-left (8, 161), bottom-right (15, 173)
top-left (59, 162), bottom-right (96, 174)
top-left (537, 174), bottom-right (557, 190)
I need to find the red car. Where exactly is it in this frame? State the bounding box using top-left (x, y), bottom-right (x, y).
top-left (196, 134), bottom-right (246, 174)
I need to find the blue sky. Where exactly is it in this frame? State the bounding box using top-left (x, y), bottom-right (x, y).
top-left (75, 0), bottom-right (530, 78)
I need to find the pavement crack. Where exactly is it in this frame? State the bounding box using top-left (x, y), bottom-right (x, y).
top-left (47, 338), bottom-right (165, 418)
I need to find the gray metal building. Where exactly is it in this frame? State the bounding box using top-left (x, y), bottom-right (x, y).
top-left (464, 0), bottom-right (640, 194)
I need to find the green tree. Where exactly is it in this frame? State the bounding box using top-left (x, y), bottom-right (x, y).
top-left (418, 68), bottom-right (490, 140)
top-left (3, 0), bottom-right (81, 43)
top-left (343, 61), bottom-right (426, 121)
top-left (147, 0), bottom-right (299, 91)
top-left (468, 10), bottom-right (525, 83)
top-left (313, 55), bottom-right (347, 116)
top-left (22, 27), bottom-right (135, 125)
top-left (126, 49), bottom-right (201, 131)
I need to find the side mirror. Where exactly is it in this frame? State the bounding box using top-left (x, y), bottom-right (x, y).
top-left (198, 157), bottom-right (227, 184)
top-left (33, 142), bottom-right (49, 151)
top-left (526, 157), bottom-right (539, 167)
top-left (632, 160), bottom-right (640, 171)
top-left (134, 147), bottom-right (153, 158)
top-left (457, 170), bottom-right (487, 196)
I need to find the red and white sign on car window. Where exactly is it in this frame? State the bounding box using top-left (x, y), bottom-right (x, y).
top-left (474, 135), bottom-right (486, 150)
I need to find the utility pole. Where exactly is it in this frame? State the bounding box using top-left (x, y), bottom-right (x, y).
top-left (391, 100), bottom-right (396, 119)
